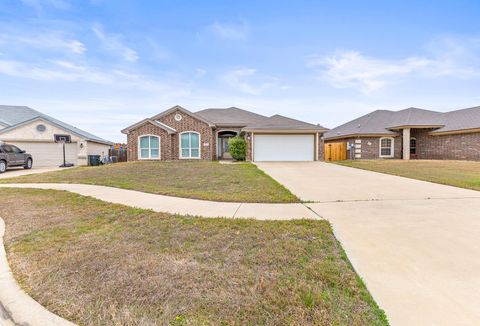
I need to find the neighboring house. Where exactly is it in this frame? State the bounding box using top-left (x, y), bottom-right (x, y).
top-left (0, 106), bottom-right (113, 166)
top-left (121, 105), bottom-right (328, 162)
top-left (325, 106), bottom-right (480, 161)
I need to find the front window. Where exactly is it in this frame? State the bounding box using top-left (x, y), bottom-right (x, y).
top-left (139, 135), bottom-right (160, 159)
top-left (180, 132), bottom-right (200, 158)
top-left (410, 138), bottom-right (416, 155)
top-left (379, 137), bottom-right (394, 157)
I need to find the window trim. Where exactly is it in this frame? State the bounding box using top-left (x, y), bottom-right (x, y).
top-left (138, 134), bottom-right (161, 160)
top-left (179, 131), bottom-right (201, 159)
top-left (379, 137), bottom-right (394, 158)
top-left (410, 137), bottom-right (417, 155)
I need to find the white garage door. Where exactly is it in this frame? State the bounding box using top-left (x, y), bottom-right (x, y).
top-left (9, 142), bottom-right (78, 167)
top-left (253, 134), bottom-right (315, 161)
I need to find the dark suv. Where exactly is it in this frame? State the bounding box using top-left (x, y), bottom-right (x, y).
top-left (0, 143), bottom-right (33, 173)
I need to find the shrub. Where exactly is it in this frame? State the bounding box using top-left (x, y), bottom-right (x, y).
top-left (228, 136), bottom-right (246, 161)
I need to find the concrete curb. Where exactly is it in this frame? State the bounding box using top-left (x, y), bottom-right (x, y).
top-left (0, 218), bottom-right (76, 326)
top-left (0, 184), bottom-right (320, 220)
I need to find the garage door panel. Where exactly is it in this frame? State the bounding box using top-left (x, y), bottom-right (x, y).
top-left (254, 134), bottom-right (314, 161)
top-left (9, 142), bottom-right (77, 167)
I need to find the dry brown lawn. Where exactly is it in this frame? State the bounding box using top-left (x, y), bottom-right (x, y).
top-left (0, 161), bottom-right (298, 203)
top-left (336, 159), bottom-right (480, 191)
top-left (2, 188), bottom-right (387, 326)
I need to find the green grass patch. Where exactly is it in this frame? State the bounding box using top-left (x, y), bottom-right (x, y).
top-left (2, 188), bottom-right (387, 325)
top-left (0, 161), bottom-right (299, 203)
top-left (336, 159), bottom-right (480, 191)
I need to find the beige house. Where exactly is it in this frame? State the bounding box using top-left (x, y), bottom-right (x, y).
top-left (0, 106), bottom-right (112, 166)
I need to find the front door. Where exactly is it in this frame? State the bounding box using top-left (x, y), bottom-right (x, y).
top-left (219, 137), bottom-right (232, 159)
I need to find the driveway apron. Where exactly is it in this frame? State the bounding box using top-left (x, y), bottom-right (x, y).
top-left (256, 162), bottom-right (480, 326)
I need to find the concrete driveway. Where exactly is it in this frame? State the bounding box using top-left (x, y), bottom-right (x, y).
top-left (0, 167), bottom-right (65, 179)
top-left (256, 162), bottom-right (480, 326)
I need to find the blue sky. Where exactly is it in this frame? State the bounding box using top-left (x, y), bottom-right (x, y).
top-left (1, 0), bottom-right (480, 142)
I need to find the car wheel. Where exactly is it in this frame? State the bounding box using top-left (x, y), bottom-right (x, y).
top-left (24, 158), bottom-right (33, 170)
top-left (0, 160), bottom-right (6, 173)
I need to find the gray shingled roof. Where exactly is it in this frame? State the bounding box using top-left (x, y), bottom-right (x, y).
top-left (195, 107), bottom-right (268, 125)
top-left (325, 106), bottom-right (480, 139)
top-left (195, 107), bottom-right (326, 131)
top-left (0, 105), bottom-right (112, 145)
top-left (433, 106), bottom-right (480, 134)
top-left (243, 114), bottom-right (327, 131)
top-left (387, 107), bottom-right (445, 128)
top-left (324, 110), bottom-right (398, 139)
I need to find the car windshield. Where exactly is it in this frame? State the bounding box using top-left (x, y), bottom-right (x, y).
top-left (2, 145), bottom-right (22, 153)
top-left (10, 145), bottom-right (22, 153)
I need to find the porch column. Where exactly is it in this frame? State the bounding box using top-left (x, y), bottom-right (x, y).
top-left (402, 128), bottom-right (410, 160)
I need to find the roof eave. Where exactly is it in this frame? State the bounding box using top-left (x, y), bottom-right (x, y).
top-left (324, 132), bottom-right (400, 140)
top-left (0, 116), bottom-right (113, 144)
top-left (430, 128), bottom-right (480, 136)
top-left (242, 128), bottom-right (328, 133)
top-left (121, 119), bottom-right (177, 135)
top-left (387, 124), bottom-right (445, 130)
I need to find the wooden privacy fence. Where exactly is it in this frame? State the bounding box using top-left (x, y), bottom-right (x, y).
top-left (324, 142), bottom-right (347, 161)
top-left (109, 148), bottom-right (127, 162)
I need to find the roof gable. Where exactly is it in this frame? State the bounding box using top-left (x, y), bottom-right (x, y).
top-left (151, 105), bottom-right (215, 127)
top-left (121, 118), bottom-right (177, 134)
top-left (0, 105), bottom-right (112, 145)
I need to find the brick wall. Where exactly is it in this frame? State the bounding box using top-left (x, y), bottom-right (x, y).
top-left (158, 109), bottom-right (215, 160)
top-left (126, 123), bottom-right (172, 161)
top-left (245, 132), bottom-right (253, 161)
top-left (412, 129), bottom-right (480, 160)
top-left (127, 109), bottom-right (215, 161)
top-left (326, 131), bottom-right (480, 161)
top-left (317, 134), bottom-right (325, 161)
top-left (325, 136), bottom-right (402, 159)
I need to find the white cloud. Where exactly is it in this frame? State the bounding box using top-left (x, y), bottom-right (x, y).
top-left (92, 24), bottom-right (138, 62)
top-left (208, 21), bottom-right (248, 40)
top-left (0, 59), bottom-right (190, 95)
top-left (308, 37), bottom-right (480, 94)
top-left (307, 51), bottom-right (431, 93)
top-left (0, 32), bottom-right (86, 54)
top-left (222, 68), bottom-right (277, 95)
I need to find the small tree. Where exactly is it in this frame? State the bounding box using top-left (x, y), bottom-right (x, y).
top-left (228, 136), bottom-right (246, 161)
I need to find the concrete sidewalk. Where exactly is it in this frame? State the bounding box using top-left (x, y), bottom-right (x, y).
top-left (0, 167), bottom-right (66, 179)
top-left (0, 218), bottom-right (75, 326)
top-left (0, 183), bottom-right (318, 220)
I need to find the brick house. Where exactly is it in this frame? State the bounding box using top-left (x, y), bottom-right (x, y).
top-left (324, 106), bottom-right (480, 161)
top-left (121, 105), bottom-right (328, 162)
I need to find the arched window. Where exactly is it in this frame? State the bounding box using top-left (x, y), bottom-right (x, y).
top-left (379, 137), bottom-right (394, 158)
top-left (180, 132), bottom-right (200, 159)
top-left (410, 137), bottom-right (417, 155)
top-left (138, 135), bottom-right (160, 159)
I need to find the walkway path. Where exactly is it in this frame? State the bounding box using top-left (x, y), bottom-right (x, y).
top-left (0, 183), bottom-right (318, 220)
